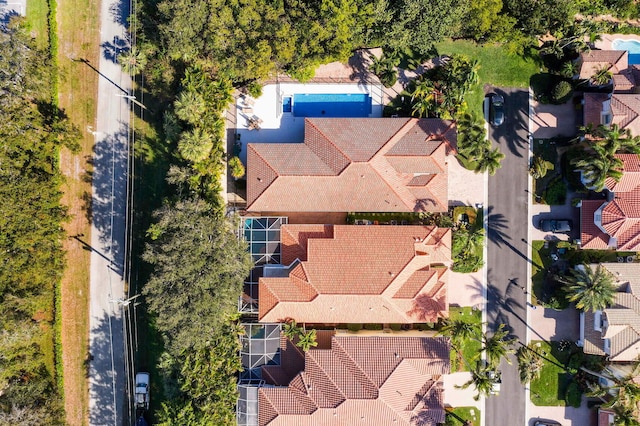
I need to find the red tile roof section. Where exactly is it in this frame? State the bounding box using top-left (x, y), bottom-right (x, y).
top-left (583, 93), bottom-right (610, 128)
top-left (582, 155), bottom-right (640, 250)
top-left (579, 50), bottom-right (628, 80)
top-left (259, 225), bottom-right (451, 323)
top-left (581, 199), bottom-right (609, 249)
top-left (247, 118), bottom-right (456, 212)
top-left (258, 336), bottom-right (450, 426)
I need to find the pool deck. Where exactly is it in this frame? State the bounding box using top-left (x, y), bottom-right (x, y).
top-left (595, 33), bottom-right (640, 51)
top-left (235, 82), bottom-right (385, 163)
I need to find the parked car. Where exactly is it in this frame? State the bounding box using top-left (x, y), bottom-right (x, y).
top-left (484, 93), bottom-right (505, 126)
top-left (539, 219), bottom-right (572, 233)
top-left (534, 421), bottom-right (562, 426)
top-left (135, 372), bottom-right (150, 410)
top-left (488, 369), bottom-right (501, 395)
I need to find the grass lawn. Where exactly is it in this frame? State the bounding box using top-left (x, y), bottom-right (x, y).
top-left (55, 0), bottom-right (101, 420)
top-left (532, 139), bottom-right (558, 203)
top-left (435, 40), bottom-right (539, 117)
top-left (25, 0), bottom-right (49, 49)
top-left (445, 406), bottom-right (481, 426)
top-left (530, 340), bottom-right (574, 406)
top-left (448, 307), bottom-right (482, 372)
top-left (530, 241), bottom-right (549, 305)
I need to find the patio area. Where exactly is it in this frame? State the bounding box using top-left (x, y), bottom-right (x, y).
top-left (235, 82), bottom-right (385, 163)
top-left (530, 98), bottom-right (578, 139)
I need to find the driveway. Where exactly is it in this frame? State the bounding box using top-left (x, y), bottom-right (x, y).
top-left (530, 99), bottom-right (577, 139)
top-left (528, 396), bottom-right (596, 426)
top-left (530, 201), bottom-right (580, 242)
top-left (527, 307), bottom-right (580, 342)
top-left (485, 88), bottom-right (530, 426)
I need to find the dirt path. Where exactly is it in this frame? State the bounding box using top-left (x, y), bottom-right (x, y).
top-left (56, 0), bottom-right (101, 422)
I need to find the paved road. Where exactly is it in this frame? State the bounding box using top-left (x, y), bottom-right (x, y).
top-left (485, 88), bottom-right (530, 426)
top-left (88, 0), bottom-right (131, 423)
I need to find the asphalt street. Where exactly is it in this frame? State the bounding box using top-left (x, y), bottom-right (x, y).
top-left (88, 0), bottom-right (131, 423)
top-left (485, 88), bottom-right (531, 426)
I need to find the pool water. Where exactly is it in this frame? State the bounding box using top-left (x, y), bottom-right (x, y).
top-left (612, 39), bottom-right (640, 65)
top-left (282, 96), bottom-right (292, 113)
top-left (292, 93), bottom-right (372, 117)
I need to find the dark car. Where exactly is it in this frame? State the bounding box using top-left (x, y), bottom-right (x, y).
top-left (533, 421), bottom-right (562, 426)
top-left (539, 219), bottom-right (572, 233)
top-left (484, 93), bottom-right (504, 126)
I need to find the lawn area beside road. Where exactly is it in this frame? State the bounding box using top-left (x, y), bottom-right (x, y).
top-left (445, 406), bottom-right (480, 426)
top-left (448, 307), bottom-right (482, 372)
top-left (529, 340), bottom-right (575, 407)
top-left (435, 40), bottom-right (539, 116)
top-left (55, 0), bottom-right (101, 420)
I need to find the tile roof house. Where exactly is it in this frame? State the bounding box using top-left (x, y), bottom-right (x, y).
top-left (579, 263), bottom-right (640, 361)
top-left (580, 154), bottom-right (640, 250)
top-left (258, 224), bottom-right (451, 324)
top-left (258, 335), bottom-right (450, 426)
top-left (578, 50), bottom-right (628, 81)
top-left (246, 118), bottom-right (457, 213)
top-left (584, 93), bottom-right (640, 136)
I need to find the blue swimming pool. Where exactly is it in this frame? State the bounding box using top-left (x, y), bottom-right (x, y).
top-left (612, 39), bottom-right (640, 65)
top-left (292, 93), bottom-right (372, 117)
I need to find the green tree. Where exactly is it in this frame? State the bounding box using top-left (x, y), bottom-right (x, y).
top-left (178, 128), bottom-right (214, 163)
top-left (591, 65), bottom-right (613, 86)
top-left (475, 147), bottom-right (505, 175)
top-left (142, 199), bottom-right (254, 354)
top-left (558, 264), bottom-right (617, 312)
top-left (283, 319), bottom-right (304, 341)
top-left (463, 0), bottom-right (513, 41)
top-left (457, 112), bottom-right (490, 160)
top-left (456, 362), bottom-right (501, 400)
top-left (529, 155), bottom-right (550, 179)
top-left (483, 324), bottom-right (516, 367)
top-left (118, 46), bottom-right (149, 75)
top-left (439, 317), bottom-right (482, 350)
top-left (571, 143), bottom-right (624, 191)
top-left (516, 344), bottom-right (543, 384)
top-left (228, 156), bottom-right (245, 179)
top-left (296, 329), bottom-right (319, 352)
top-left (174, 91), bottom-right (207, 126)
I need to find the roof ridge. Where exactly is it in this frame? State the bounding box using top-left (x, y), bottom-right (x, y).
top-left (306, 118), bottom-right (352, 166)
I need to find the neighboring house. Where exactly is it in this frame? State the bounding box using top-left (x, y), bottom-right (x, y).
top-left (258, 335), bottom-right (450, 426)
top-left (584, 93), bottom-right (640, 135)
top-left (258, 224), bottom-right (451, 324)
top-left (246, 118), bottom-right (457, 213)
top-left (580, 154), bottom-right (640, 250)
top-left (578, 263), bottom-right (640, 361)
top-left (578, 50), bottom-right (628, 82)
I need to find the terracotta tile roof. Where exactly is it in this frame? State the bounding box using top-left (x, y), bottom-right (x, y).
top-left (581, 264), bottom-right (640, 361)
top-left (246, 118), bottom-right (456, 213)
top-left (582, 154), bottom-right (640, 250)
top-left (583, 93), bottom-right (610, 128)
top-left (579, 50), bottom-right (628, 80)
top-left (598, 408), bottom-right (615, 426)
top-left (258, 336), bottom-right (450, 426)
top-left (613, 68), bottom-right (637, 92)
top-left (611, 94), bottom-right (640, 135)
top-left (259, 225), bottom-right (451, 323)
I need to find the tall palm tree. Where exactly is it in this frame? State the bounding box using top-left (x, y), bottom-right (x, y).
top-left (456, 362), bottom-right (501, 401)
top-left (593, 124), bottom-right (640, 155)
top-left (282, 319), bottom-right (303, 341)
top-left (174, 91), bottom-right (207, 125)
top-left (611, 405), bottom-right (640, 426)
top-left (439, 317), bottom-right (482, 350)
top-left (177, 128), bottom-right (214, 163)
top-left (482, 324), bottom-right (516, 367)
top-left (296, 329), bottom-right (318, 352)
top-left (457, 113), bottom-right (489, 159)
top-left (572, 146), bottom-right (624, 191)
top-left (516, 344), bottom-right (543, 384)
top-left (591, 65), bottom-right (613, 86)
top-left (558, 264), bottom-right (617, 312)
top-left (117, 46), bottom-right (148, 75)
top-left (453, 225), bottom-right (484, 259)
top-left (529, 155), bottom-right (549, 179)
top-left (475, 147), bottom-right (505, 175)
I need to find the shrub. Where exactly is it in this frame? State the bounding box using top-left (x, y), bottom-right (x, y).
top-left (347, 323), bottom-right (363, 332)
top-left (543, 176), bottom-right (567, 205)
top-left (551, 80), bottom-right (573, 104)
top-left (228, 156), bottom-right (245, 179)
top-left (246, 81), bottom-right (263, 98)
top-left (565, 380), bottom-right (582, 407)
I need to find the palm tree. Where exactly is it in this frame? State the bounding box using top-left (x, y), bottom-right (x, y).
top-left (475, 147), bottom-right (505, 175)
top-left (439, 317), bottom-right (481, 350)
top-left (177, 128), bottom-right (214, 163)
top-left (591, 65), bottom-right (613, 86)
top-left (611, 405), bottom-right (640, 426)
top-left (572, 143), bottom-right (624, 191)
top-left (117, 46), bottom-right (148, 75)
top-left (296, 329), bottom-right (318, 352)
top-left (558, 264), bottom-right (617, 312)
top-left (456, 362), bottom-right (501, 401)
top-left (482, 324), bottom-right (516, 367)
top-left (584, 365), bottom-right (640, 424)
top-left (174, 91), bottom-right (207, 125)
top-left (529, 155), bottom-right (549, 179)
top-left (457, 113), bottom-right (489, 159)
top-left (411, 78), bottom-right (440, 118)
top-left (516, 344), bottom-right (543, 384)
top-left (453, 225), bottom-right (484, 259)
top-left (560, 61), bottom-right (578, 78)
top-left (592, 124), bottom-right (640, 155)
top-left (282, 319), bottom-right (303, 341)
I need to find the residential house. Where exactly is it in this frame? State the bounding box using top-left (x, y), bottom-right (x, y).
top-left (578, 263), bottom-right (640, 361)
top-left (258, 335), bottom-right (450, 426)
top-left (246, 118), bottom-right (457, 214)
top-left (580, 154), bottom-right (640, 250)
top-left (258, 224), bottom-right (451, 324)
top-left (578, 50), bottom-right (628, 83)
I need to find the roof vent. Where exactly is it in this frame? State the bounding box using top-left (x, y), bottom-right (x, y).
top-left (389, 271), bottom-right (395, 277)
top-left (257, 177), bottom-right (263, 182)
top-left (394, 352), bottom-right (399, 358)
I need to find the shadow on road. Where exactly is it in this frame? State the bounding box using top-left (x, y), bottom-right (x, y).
top-left (101, 35), bottom-right (129, 64)
top-left (108, 0), bottom-right (130, 27)
top-left (490, 88), bottom-right (529, 158)
top-left (89, 311), bottom-right (125, 426)
top-left (487, 205), bottom-right (543, 270)
top-left (73, 57), bottom-right (129, 94)
top-left (89, 123), bottom-right (129, 276)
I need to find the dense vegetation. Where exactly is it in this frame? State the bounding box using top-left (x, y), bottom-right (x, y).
top-left (0, 18), bottom-right (80, 424)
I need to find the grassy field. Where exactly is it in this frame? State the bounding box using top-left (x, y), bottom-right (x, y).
top-left (54, 0), bottom-right (101, 420)
top-left (445, 406), bottom-right (481, 426)
top-left (25, 0), bottom-right (49, 48)
top-left (448, 306), bottom-right (482, 372)
top-left (435, 40), bottom-right (539, 117)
